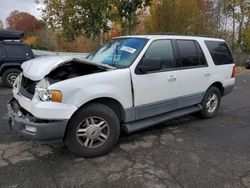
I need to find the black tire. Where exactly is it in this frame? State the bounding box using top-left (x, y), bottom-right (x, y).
top-left (64, 103), bottom-right (120, 157)
top-left (200, 86), bottom-right (221, 119)
top-left (2, 68), bottom-right (21, 88)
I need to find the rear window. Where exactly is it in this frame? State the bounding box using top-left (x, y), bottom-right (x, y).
top-left (205, 41), bottom-right (234, 65)
top-left (3, 44), bottom-right (31, 59)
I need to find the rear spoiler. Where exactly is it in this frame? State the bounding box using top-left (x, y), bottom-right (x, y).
top-left (0, 29), bottom-right (24, 40)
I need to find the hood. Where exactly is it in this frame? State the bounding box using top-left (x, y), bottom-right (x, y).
top-left (21, 56), bottom-right (115, 81)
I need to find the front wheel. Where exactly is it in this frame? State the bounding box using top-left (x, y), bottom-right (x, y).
top-left (64, 103), bottom-right (120, 157)
top-left (200, 86), bottom-right (221, 119)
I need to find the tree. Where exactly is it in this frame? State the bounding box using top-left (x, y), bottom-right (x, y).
top-left (234, 0), bottom-right (250, 51)
top-left (146, 0), bottom-right (222, 37)
top-left (0, 20), bottom-right (3, 29)
top-left (243, 26), bottom-right (250, 51)
top-left (113, 0), bottom-right (150, 35)
top-left (147, 0), bottom-right (197, 34)
top-left (217, 0), bottom-right (250, 52)
top-left (6, 11), bottom-right (44, 35)
top-left (24, 36), bottom-right (38, 47)
top-left (42, 0), bottom-right (112, 43)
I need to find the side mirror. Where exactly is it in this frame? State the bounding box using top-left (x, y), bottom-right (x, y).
top-left (137, 58), bottom-right (162, 74)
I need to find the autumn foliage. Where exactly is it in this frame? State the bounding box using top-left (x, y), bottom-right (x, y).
top-left (4, 0), bottom-right (250, 53)
top-left (6, 11), bottom-right (44, 35)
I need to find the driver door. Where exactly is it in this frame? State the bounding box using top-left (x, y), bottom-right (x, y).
top-left (131, 39), bottom-right (181, 120)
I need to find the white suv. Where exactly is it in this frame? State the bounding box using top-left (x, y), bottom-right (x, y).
top-left (8, 35), bottom-right (235, 157)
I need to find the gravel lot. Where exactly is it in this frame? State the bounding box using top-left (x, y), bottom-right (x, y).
top-left (0, 73), bottom-right (250, 188)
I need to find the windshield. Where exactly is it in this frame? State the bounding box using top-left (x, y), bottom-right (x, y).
top-left (86, 38), bottom-right (148, 68)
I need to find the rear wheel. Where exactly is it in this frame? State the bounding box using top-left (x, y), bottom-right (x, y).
top-left (64, 103), bottom-right (120, 157)
top-left (200, 86), bottom-right (221, 119)
top-left (2, 68), bottom-right (21, 88)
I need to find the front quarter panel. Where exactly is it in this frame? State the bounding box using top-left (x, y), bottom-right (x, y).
top-left (48, 69), bottom-right (133, 109)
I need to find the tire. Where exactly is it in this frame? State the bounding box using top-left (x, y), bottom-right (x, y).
top-left (64, 103), bottom-right (120, 157)
top-left (2, 68), bottom-right (21, 88)
top-left (200, 86), bottom-right (221, 119)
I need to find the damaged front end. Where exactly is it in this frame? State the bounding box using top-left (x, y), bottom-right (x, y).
top-left (17, 56), bottom-right (114, 102)
top-left (8, 98), bottom-right (68, 143)
top-left (8, 56), bottom-right (111, 143)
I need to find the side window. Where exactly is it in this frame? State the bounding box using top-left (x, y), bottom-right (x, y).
top-left (4, 44), bottom-right (30, 59)
top-left (177, 40), bottom-right (205, 67)
top-left (143, 40), bottom-right (175, 70)
top-left (205, 41), bottom-right (234, 65)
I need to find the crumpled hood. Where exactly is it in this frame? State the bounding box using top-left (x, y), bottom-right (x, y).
top-left (21, 56), bottom-right (115, 81)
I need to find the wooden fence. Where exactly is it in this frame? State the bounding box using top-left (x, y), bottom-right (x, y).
top-left (233, 53), bottom-right (250, 66)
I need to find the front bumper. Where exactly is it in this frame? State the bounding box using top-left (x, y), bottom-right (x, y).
top-left (7, 98), bottom-right (68, 143)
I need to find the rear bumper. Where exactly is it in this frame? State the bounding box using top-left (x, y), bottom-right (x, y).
top-left (7, 98), bottom-right (68, 143)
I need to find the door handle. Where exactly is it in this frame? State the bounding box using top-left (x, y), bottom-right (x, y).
top-left (168, 75), bottom-right (176, 82)
top-left (204, 72), bottom-right (210, 77)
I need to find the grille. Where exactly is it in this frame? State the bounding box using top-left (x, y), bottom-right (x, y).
top-left (20, 76), bottom-right (37, 99)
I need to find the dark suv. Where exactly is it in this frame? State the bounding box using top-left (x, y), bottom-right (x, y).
top-left (0, 30), bottom-right (34, 87)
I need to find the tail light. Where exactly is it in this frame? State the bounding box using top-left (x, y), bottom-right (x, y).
top-left (231, 66), bottom-right (236, 78)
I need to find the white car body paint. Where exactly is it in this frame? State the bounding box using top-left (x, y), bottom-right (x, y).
top-left (48, 68), bottom-right (133, 109)
top-left (21, 56), bottom-right (114, 81)
top-left (13, 35), bottom-right (235, 122)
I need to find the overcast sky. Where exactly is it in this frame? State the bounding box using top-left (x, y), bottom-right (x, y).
top-left (0, 0), bottom-right (42, 26)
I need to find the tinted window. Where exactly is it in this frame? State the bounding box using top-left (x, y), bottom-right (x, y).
top-left (177, 40), bottom-right (206, 67)
top-left (205, 41), bottom-right (234, 65)
top-left (143, 40), bottom-right (175, 69)
top-left (4, 44), bottom-right (30, 59)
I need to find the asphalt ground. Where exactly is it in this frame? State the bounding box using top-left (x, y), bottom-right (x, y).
top-left (0, 73), bottom-right (250, 188)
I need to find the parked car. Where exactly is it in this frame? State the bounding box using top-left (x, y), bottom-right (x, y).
top-left (0, 29), bottom-right (34, 87)
top-left (246, 59), bottom-right (250, 69)
top-left (8, 35), bottom-right (235, 157)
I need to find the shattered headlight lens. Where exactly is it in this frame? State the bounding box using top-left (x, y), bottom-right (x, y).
top-left (35, 78), bottom-right (63, 103)
top-left (36, 88), bottom-right (51, 101)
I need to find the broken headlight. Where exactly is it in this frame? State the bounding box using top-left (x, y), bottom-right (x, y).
top-left (35, 78), bottom-right (63, 103)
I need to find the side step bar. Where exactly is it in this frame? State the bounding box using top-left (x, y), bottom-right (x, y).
top-left (122, 104), bottom-right (202, 134)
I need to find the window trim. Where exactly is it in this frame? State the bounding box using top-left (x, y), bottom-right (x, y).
top-left (135, 39), bottom-right (178, 75)
top-left (174, 39), bottom-right (208, 70)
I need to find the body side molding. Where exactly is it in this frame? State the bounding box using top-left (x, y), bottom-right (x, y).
top-left (122, 104), bottom-right (202, 133)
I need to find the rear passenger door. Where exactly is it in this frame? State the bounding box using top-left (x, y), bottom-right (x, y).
top-left (175, 39), bottom-right (210, 107)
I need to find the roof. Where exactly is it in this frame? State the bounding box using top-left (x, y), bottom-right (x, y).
top-left (115, 34), bottom-right (224, 41)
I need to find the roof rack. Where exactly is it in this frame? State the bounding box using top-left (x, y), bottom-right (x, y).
top-left (148, 32), bottom-right (218, 38)
top-left (0, 29), bottom-right (24, 41)
top-left (150, 32), bottom-right (176, 35)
